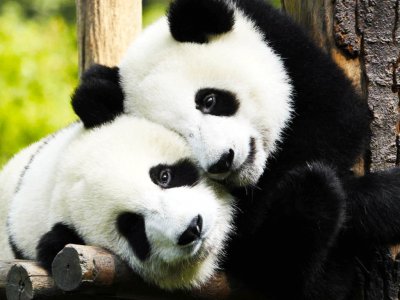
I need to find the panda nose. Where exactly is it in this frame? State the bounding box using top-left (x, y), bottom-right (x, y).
top-left (208, 149), bottom-right (234, 174)
top-left (178, 215), bottom-right (203, 246)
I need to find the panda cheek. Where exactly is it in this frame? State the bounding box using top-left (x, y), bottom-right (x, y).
top-left (116, 212), bottom-right (151, 261)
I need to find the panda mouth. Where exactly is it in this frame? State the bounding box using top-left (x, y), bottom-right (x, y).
top-left (207, 137), bottom-right (257, 183)
top-left (207, 171), bottom-right (231, 181)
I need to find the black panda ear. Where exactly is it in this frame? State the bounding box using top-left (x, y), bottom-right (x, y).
top-left (71, 64), bottom-right (124, 129)
top-left (168, 0), bottom-right (235, 44)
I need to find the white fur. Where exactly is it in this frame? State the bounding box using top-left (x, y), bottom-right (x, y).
top-left (0, 141), bottom-right (42, 259)
top-left (1, 116), bottom-right (235, 290)
top-left (119, 9), bottom-right (293, 186)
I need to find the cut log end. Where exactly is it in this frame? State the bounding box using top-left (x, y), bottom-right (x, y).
top-left (52, 246), bottom-right (83, 291)
top-left (6, 262), bottom-right (58, 300)
top-left (6, 264), bottom-right (33, 300)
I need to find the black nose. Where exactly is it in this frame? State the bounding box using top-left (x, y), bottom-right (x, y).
top-left (208, 149), bottom-right (234, 174)
top-left (178, 215), bottom-right (203, 246)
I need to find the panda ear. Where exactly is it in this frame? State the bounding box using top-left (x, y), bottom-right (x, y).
top-left (71, 64), bottom-right (124, 129)
top-left (168, 0), bottom-right (235, 44)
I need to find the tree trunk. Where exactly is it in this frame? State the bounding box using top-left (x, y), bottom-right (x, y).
top-left (281, 0), bottom-right (400, 172)
top-left (76, 0), bottom-right (142, 74)
top-left (281, 0), bottom-right (400, 298)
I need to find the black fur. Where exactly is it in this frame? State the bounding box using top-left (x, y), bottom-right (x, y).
top-left (168, 0), bottom-right (235, 43)
top-left (150, 159), bottom-right (200, 189)
top-left (195, 88), bottom-right (240, 116)
top-left (228, 162), bottom-right (350, 299)
top-left (71, 64), bottom-right (124, 128)
top-left (344, 168), bottom-right (400, 245)
top-left (36, 223), bottom-right (85, 273)
top-left (117, 212), bottom-right (151, 261)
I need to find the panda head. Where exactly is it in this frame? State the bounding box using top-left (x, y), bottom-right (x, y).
top-left (58, 116), bottom-right (235, 290)
top-left (117, 0), bottom-right (293, 187)
top-left (72, 0), bottom-right (293, 187)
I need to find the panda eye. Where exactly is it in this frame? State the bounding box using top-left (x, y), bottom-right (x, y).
top-left (158, 169), bottom-right (172, 187)
top-left (202, 94), bottom-right (217, 112)
top-left (195, 88), bottom-right (239, 116)
top-left (149, 160), bottom-right (200, 189)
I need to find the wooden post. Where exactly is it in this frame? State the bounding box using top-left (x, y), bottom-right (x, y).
top-left (76, 0), bottom-right (142, 74)
top-left (281, 0), bottom-right (400, 172)
top-left (5, 261), bottom-right (59, 300)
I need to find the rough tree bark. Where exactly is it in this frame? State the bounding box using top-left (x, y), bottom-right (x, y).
top-left (76, 0), bottom-right (142, 74)
top-left (281, 0), bottom-right (400, 299)
top-left (281, 0), bottom-right (400, 172)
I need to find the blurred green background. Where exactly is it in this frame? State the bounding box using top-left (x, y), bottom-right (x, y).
top-left (0, 0), bottom-right (281, 168)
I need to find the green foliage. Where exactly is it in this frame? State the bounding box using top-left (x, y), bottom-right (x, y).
top-left (0, 3), bottom-right (78, 167)
top-left (0, 0), bottom-right (76, 23)
top-left (143, 2), bottom-right (168, 27)
top-left (271, 0), bottom-right (282, 7)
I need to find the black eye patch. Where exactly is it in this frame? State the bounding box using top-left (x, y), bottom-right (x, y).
top-left (150, 159), bottom-right (200, 189)
top-left (117, 212), bottom-right (151, 261)
top-left (195, 88), bottom-right (240, 116)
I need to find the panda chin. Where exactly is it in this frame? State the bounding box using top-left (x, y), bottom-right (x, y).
top-left (208, 164), bottom-right (262, 187)
top-left (227, 164), bottom-right (263, 187)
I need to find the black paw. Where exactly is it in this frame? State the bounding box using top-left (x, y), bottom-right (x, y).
top-left (36, 223), bottom-right (85, 273)
top-left (71, 64), bottom-right (124, 129)
top-left (274, 162), bottom-right (346, 239)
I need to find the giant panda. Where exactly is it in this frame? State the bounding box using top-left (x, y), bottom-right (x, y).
top-left (0, 115), bottom-right (235, 290)
top-left (71, 0), bottom-right (400, 298)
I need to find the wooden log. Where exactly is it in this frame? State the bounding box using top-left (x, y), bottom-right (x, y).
top-left (0, 261), bottom-right (22, 300)
top-left (76, 0), bottom-right (142, 74)
top-left (0, 260), bottom-right (23, 289)
top-left (52, 244), bottom-right (132, 292)
top-left (51, 244), bottom-right (263, 300)
top-left (5, 261), bottom-right (60, 300)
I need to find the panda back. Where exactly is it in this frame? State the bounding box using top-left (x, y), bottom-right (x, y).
top-left (0, 141), bottom-right (44, 259)
top-left (5, 123), bottom-right (84, 259)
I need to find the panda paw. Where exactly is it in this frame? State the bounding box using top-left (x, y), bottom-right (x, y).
top-left (273, 162), bottom-right (346, 239)
top-left (36, 223), bottom-right (85, 273)
top-left (71, 64), bottom-right (124, 129)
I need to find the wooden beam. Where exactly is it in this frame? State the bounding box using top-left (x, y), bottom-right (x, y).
top-left (76, 0), bottom-right (142, 74)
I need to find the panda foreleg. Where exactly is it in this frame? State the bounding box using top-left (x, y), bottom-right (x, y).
top-left (344, 167), bottom-right (400, 245)
top-left (262, 162), bottom-right (347, 298)
top-left (36, 223), bottom-right (85, 273)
